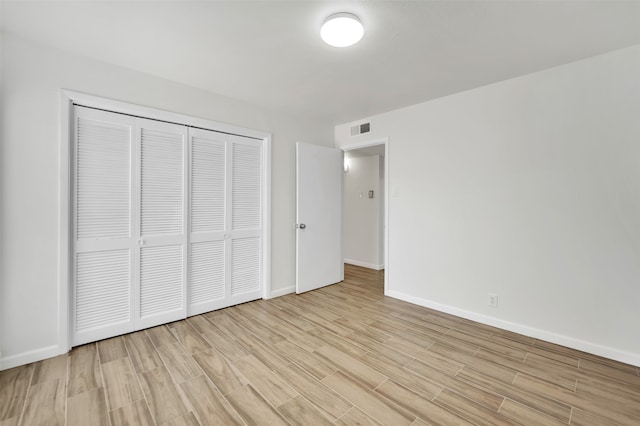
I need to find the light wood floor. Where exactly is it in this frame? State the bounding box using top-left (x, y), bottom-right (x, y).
top-left (1, 265), bottom-right (639, 425)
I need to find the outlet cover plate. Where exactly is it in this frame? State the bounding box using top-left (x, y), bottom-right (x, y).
top-left (488, 293), bottom-right (498, 308)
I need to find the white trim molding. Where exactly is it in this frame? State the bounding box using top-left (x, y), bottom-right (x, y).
top-left (1, 345), bottom-right (67, 371)
top-left (387, 289), bottom-right (640, 368)
top-left (261, 136), bottom-right (272, 301)
top-left (58, 92), bottom-right (73, 355)
top-left (60, 90), bottom-right (269, 140)
top-left (344, 258), bottom-right (384, 271)
top-left (267, 286), bottom-right (296, 299)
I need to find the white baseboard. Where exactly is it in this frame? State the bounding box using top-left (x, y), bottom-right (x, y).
top-left (267, 285), bottom-right (295, 299)
top-left (386, 289), bottom-right (640, 368)
top-left (8, 290), bottom-right (636, 370)
top-left (2, 285), bottom-right (295, 369)
top-left (0, 344), bottom-right (67, 371)
top-left (344, 259), bottom-right (384, 271)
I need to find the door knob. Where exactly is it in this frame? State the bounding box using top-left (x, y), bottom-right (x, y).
top-left (298, 223), bottom-right (306, 229)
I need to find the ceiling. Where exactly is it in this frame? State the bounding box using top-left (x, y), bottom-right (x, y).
top-left (2, 1), bottom-right (640, 125)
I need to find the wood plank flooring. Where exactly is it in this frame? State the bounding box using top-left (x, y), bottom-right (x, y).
top-left (1, 265), bottom-right (639, 425)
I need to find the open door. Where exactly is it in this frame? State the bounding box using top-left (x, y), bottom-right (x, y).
top-left (296, 142), bottom-right (343, 293)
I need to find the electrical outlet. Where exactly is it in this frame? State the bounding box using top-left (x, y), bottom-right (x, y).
top-left (488, 293), bottom-right (498, 308)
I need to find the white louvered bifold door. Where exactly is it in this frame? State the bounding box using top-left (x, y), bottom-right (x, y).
top-left (72, 106), bottom-right (135, 346)
top-left (229, 135), bottom-right (262, 305)
top-left (72, 105), bottom-right (263, 346)
top-left (134, 118), bottom-right (188, 330)
top-left (187, 128), bottom-right (228, 315)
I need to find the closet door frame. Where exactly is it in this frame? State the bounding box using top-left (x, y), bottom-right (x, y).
top-left (59, 90), bottom-right (272, 353)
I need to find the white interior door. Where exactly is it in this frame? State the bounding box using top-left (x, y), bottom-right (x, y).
top-left (188, 128), bottom-right (228, 315)
top-left (134, 118), bottom-right (188, 330)
top-left (72, 106), bottom-right (136, 345)
top-left (72, 103), bottom-right (265, 346)
top-left (229, 136), bottom-right (263, 304)
top-left (187, 129), bottom-right (263, 314)
top-left (296, 142), bottom-right (343, 293)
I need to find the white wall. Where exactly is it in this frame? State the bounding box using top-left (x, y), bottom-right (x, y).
top-left (344, 154), bottom-right (383, 270)
top-left (0, 34), bottom-right (332, 369)
top-left (336, 45), bottom-right (640, 366)
top-left (0, 29), bottom-right (4, 364)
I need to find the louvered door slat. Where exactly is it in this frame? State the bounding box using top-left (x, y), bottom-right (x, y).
top-left (231, 237), bottom-right (260, 295)
top-left (140, 245), bottom-right (183, 318)
top-left (140, 128), bottom-right (184, 236)
top-left (191, 135), bottom-right (226, 232)
top-left (75, 250), bottom-right (131, 331)
top-left (76, 117), bottom-right (131, 239)
top-left (232, 142), bottom-right (261, 230)
top-left (190, 241), bottom-right (225, 304)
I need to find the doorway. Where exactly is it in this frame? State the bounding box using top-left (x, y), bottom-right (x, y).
top-left (341, 137), bottom-right (389, 294)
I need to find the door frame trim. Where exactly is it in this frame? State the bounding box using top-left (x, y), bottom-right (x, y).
top-left (59, 90), bottom-right (272, 352)
top-left (340, 137), bottom-right (390, 296)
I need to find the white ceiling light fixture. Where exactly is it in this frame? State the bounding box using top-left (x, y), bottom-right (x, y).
top-left (321, 12), bottom-right (364, 47)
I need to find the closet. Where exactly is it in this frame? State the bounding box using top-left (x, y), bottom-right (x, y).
top-left (72, 105), bottom-right (263, 346)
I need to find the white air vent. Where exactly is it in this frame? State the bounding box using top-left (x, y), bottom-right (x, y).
top-left (350, 122), bottom-right (371, 136)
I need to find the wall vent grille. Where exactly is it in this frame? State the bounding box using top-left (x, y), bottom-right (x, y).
top-left (350, 122), bottom-right (371, 136)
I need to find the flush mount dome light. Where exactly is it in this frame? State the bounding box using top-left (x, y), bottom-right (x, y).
top-left (321, 13), bottom-right (364, 47)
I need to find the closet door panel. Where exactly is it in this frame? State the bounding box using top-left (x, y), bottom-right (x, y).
top-left (72, 106), bottom-right (135, 345)
top-left (187, 128), bottom-right (228, 315)
top-left (228, 136), bottom-right (262, 305)
top-left (135, 119), bottom-right (187, 329)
